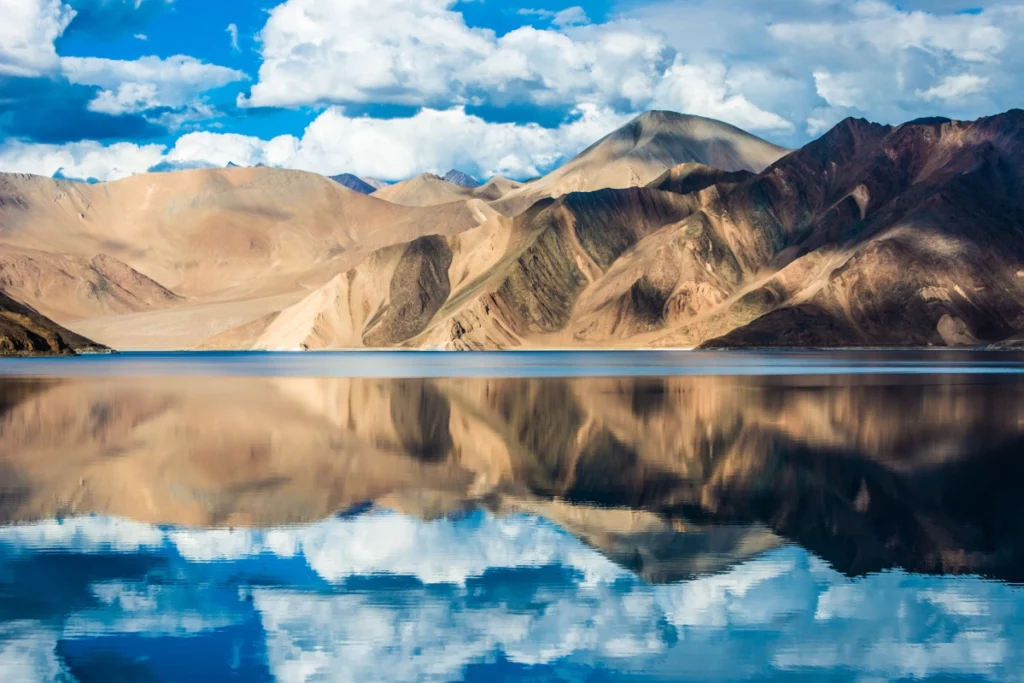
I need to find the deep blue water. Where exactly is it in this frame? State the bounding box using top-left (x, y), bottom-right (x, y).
top-left (2, 349), bottom-right (1024, 378)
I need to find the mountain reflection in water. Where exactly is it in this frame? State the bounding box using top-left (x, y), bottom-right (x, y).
top-left (1, 353), bottom-right (1024, 681)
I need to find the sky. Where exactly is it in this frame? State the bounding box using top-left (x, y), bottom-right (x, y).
top-left (0, 0), bottom-right (1020, 183)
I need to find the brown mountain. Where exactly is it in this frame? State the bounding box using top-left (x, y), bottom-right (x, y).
top-left (273, 110), bottom-right (1024, 350)
top-left (0, 290), bottom-right (105, 355)
top-left (491, 110), bottom-right (790, 216)
top-left (0, 168), bottom-right (502, 350)
top-left (2, 110), bottom-right (1023, 351)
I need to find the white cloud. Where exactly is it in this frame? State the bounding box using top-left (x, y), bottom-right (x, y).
top-left (623, 0), bottom-right (1024, 142)
top-left (239, 0), bottom-right (793, 133)
top-left (226, 23), bottom-right (239, 52)
top-left (552, 6), bottom-right (590, 28)
top-left (0, 0), bottom-right (76, 77)
top-left (241, 0), bottom-right (494, 108)
top-left (768, 2), bottom-right (1007, 63)
top-left (652, 59), bottom-right (795, 131)
top-left (467, 21), bottom-right (672, 110)
top-left (0, 104), bottom-right (632, 182)
top-left (916, 74), bottom-right (991, 101)
top-left (812, 71), bottom-right (864, 109)
top-left (60, 54), bottom-right (247, 116)
top-left (0, 139), bottom-right (166, 181)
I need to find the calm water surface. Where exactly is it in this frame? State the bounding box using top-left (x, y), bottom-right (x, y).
top-left (1, 351), bottom-right (1024, 682)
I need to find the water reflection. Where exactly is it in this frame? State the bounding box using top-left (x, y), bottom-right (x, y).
top-left (1, 511), bottom-right (1022, 682)
top-left (1, 358), bottom-right (1024, 680)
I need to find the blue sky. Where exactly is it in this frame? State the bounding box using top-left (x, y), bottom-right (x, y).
top-left (0, 0), bottom-right (1020, 182)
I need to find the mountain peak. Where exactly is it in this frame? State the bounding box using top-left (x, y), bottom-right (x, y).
top-left (442, 170), bottom-right (481, 189)
top-left (329, 173), bottom-right (377, 195)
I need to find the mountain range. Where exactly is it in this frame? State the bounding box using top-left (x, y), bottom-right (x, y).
top-left (1, 109), bottom-right (1022, 353)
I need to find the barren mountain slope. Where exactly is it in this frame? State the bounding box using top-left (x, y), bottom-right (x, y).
top-left (255, 179), bottom-right (734, 350)
top-left (267, 110), bottom-right (1024, 351)
top-left (685, 111), bottom-right (1024, 348)
top-left (491, 111), bottom-right (790, 216)
top-left (372, 173), bottom-right (477, 206)
top-left (0, 168), bottom-right (497, 348)
top-left (371, 173), bottom-right (523, 207)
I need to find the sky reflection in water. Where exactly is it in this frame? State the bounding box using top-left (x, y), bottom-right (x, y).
top-left (0, 510), bottom-right (1021, 683)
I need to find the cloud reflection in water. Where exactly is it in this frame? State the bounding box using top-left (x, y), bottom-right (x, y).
top-left (0, 510), bottom-right (1021, 682)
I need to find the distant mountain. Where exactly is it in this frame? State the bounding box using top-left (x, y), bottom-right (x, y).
top-left (370, 173), bottom-right (522, 207)
top-left (360, 177), bottom-right (391, 191)
top-left (329, 173), bottom-right (377, 195)
top-left (442, 169), bottom-right (481, 188)
top-left (491, 110), bottom-right (791, 215)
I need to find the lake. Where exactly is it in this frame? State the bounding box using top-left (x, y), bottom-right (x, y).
top-left (1, 351), bottom-right (1024, 681)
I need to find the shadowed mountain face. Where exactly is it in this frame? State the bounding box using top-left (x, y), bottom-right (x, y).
top-left (0, 291), bottom-right (105, 356)
top-left (443, 170), bottom-right (481, 189)
top-left (2, 370), bottom-right (1024, 582)
top-left (329, 173), bottom-right (378, 195)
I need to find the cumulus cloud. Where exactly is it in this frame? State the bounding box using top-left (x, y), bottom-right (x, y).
top-left (60, 55), bottom-right (248, 116)
top-left (0, 139), bottom-right (165, 181)
top-left (239, 0), bottom-right (792, 133)
top-left (652, 59), bottom-right (795, 131)
top-left (240, 0), bottom-right (494, 108)
top-left (0, 0), bottom-right (76, 77)
top-left (917, 73), bottom-right (991, 101)
top-left (0, 104), bottom-right (633, 182)
top-left (623, 0), bottom-right (1024, 141)
top-left (237, 0), bottom-right (1024, 143)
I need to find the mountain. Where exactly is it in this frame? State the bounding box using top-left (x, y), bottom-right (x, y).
top-left (3, 109), bottom-right (1023, 352)
top-left (442, 169), bottom-right (481, 188)
top-left (371, 173), bottom-right (476, 206)
top-left (687, 111), bottom-right (1024, 348)
top-left (273, 109), bottom-right (1024, 350)
top-left (360, 177), bottom-right (391, 191)
top-left (0, 168), bottom-right (498, 350)
top-left (491, 110), bottom-right (791, 215)
top-left (370, 173), bottom-right (522, 207)
top-left (0, 289), bottom-right (105, 355)
top-left (329, 173), bottom-right (378, 195)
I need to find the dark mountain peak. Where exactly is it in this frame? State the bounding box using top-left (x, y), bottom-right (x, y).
top-left (904, 116), bottom-right (953, 126)
top-left (329, 173), bottom-right (377, 195)
top-left (226, 161), bottom-right (240, 168)
top-left (793, 117), bottom-right (892, 170)
top-left (442, 170), bottom-right (481, 188)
